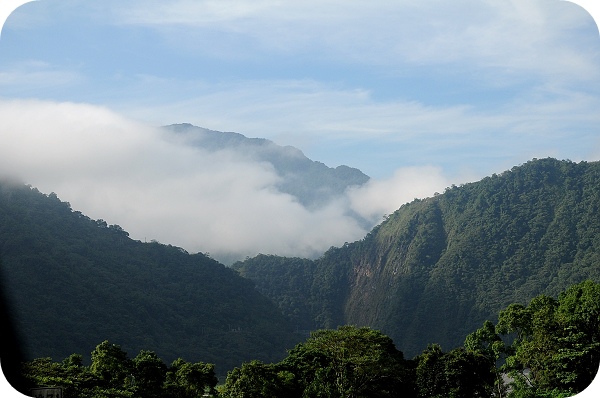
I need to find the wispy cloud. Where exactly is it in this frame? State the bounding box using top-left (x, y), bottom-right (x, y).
top-left (113, 0), bottom-right (599, 81)
top-left (3, 1), bottom-right (597, 175)
top-left (347, 166), bottom-right (453, 222)
top-left (116, 76), bottom-right (600, 178)
top-left (0, 61), bottom-right (82, 93)
top-left (116, 0), bottom-right (279, 26)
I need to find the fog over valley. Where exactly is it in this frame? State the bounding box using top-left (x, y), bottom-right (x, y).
top-left (0, 99), bottom-right (456, 263)
top-left (1, 0), bottom-right (599, 263)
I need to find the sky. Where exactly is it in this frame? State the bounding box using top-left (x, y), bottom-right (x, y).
top-left (0, 1), bottom-right (599, 264)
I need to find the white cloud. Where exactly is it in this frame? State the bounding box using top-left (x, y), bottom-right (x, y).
top-left (1, 1), bottom-right (599, 263)
top-left (2, 96), bottom-right (596, 263)
top-left (347, 166), bottom-right (452, 222)
top-left (121, 79), bottom-right (479, 139)
top-left (0, 61), bottom-right (82, 92)
top-left (112, 0), bottom-right (599, 81)
top-left (0, 99), bottom-right (374, 263)
top-left (3, 1), bottom-right (597, 176)
top-left (116, 0), bottom-right (280, 26)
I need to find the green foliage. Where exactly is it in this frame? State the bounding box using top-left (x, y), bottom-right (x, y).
top-left (218, 283), bottom-right (599, 397)
top-left (90, 341), bottom-right (131, 388)
top-left (5, 157), bottom-right (600, 392)
top-left (22, 340), bottom-right (217, 398)
top-left (0, 180), bottom-right (299, 379)
top-left (233, 255), bottom-right (318, 330)
top-left (234, 158), bottom-right (600, 357)
top-left (287, 326), bottom-right (414, 397)
top-left (499, 280), bottom-right (600, 396)
top-left (165, 358), bottom-right (218, 398)
top-left (131, 350), bottom-right (167, 398)
top-left (415, 344), bottom-right (494, 398)
top-left (221, 325), bottom-right (416, 398)
top-left (464, 320), bottom-right (508, 397)
top-left (23, 283), bottom-right (599, 397)
top-left (219, 360), bottom-right (299, 398)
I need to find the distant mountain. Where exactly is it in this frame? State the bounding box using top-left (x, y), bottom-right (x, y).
top-left (233, 158), bottom-right (600, 357)
top-left (164, 124), bottom-right (370, 211)
top-left (0, 180), bottom-right (301, 380)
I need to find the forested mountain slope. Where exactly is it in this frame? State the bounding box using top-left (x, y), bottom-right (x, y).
top-left (234, 158), bottom-right (600, 356)
top-left (0, 180), bottom-right (300, 379)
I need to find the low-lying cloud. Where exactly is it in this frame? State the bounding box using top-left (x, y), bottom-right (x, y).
top-left (1, 99), bottom-right (456, 263)
top-left (347, 167), bottom-right (451, 222)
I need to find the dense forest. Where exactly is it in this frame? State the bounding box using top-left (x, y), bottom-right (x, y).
top-left (21, 280), bottom-right (600, 397)
top-left (0, 179), bottom-right (302, 380)
top-left (233, 158), bottom-right (600, 356)
top-left (2, 157), bottom-right (600, 395)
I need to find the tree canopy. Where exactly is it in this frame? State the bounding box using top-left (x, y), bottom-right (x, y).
top-left (21, 282), bottom-right (600, 397)
top-left (0, 180), bottom-right (300, 380)
top-left (220, 325), bottom-right (415, 398)
top-left (22, 341), bottom-right (218, 398)
top-left (235, 158), bottom-right (600, 357)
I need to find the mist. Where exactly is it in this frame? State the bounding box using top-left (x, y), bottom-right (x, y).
top-left (1, 99), bottom-right (458, 263)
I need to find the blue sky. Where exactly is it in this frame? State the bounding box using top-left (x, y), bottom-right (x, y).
top-left (1, 0), bottom-right (598, 177)
top-left (0, 0), bottom-right (600, 177)
top-left (0, 1), bottom-right (599, 263)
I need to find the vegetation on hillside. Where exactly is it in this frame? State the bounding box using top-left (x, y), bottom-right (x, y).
top-left (3, 157), bottom-right (600, 394)
top-left (234, 158), bottom-right (600, 356)
top-left (22, 341), bottom-right (218, 398)
top-left (0, 180), bottom-right (301, 380)
top-left (21, 280), bottom-right (600, 397)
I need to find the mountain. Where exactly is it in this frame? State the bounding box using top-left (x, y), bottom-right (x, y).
top-left (163, 124), bottom-right (370, 211)
top-left (3, 156), bottom-right (599, 382)
top-left (233, 158), bottom-right (600, 357)
top-left (0, 180), bottom-right (302, 380)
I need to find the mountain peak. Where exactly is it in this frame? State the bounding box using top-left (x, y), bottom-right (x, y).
top-left (163, 123), bottom-right (370, 209)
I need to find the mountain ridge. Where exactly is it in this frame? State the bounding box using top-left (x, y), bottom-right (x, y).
top-left (2, 156), bottom-right (599, 379)
top-left (234, 158), bottom-right (600, 356)
top-left (163, 123), bottom-right (370, 212)
top-left (0, 180), bottom-right (302, 379)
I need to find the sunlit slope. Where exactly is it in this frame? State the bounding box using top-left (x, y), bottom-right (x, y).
top-left (235, 158), bottom-right (600, 356)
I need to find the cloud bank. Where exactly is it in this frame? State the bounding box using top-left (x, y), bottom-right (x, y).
top-left (1, 1), bottom-right (599, 263)
top-left (0, 99), bottom-right (454, 263)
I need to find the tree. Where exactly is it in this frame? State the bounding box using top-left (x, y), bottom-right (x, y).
top-left (464, 320), bottom-right (509, 397)
top-left (131, 350), bottom-right (167, 398)
top-left (220, 360), bottom-right (299, 398)
top-left (60, 354), bottom-right (98, 397)
top-left (414, 344), bottom-right (445, 398)
top-left (22, 342), bottom-right (221, 398)
top-left (281, 325), bottom-right (415, 398)
top-left (415, 344), bottom-right (494, 398)
top-left (90, 341), bottom-right (132, 389)
top-left (219, 326), bottom-right (416, 397)
top-left (165, 358), bottom-right (218, 398)
top-left (552, 280), bottom-right (600, 392)
top-left (22, 355), bottom-right (99, 398)
top-left (496, 280), bottom-right (600, 396)
top-left (22, 357), bottom-right (70, 390)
